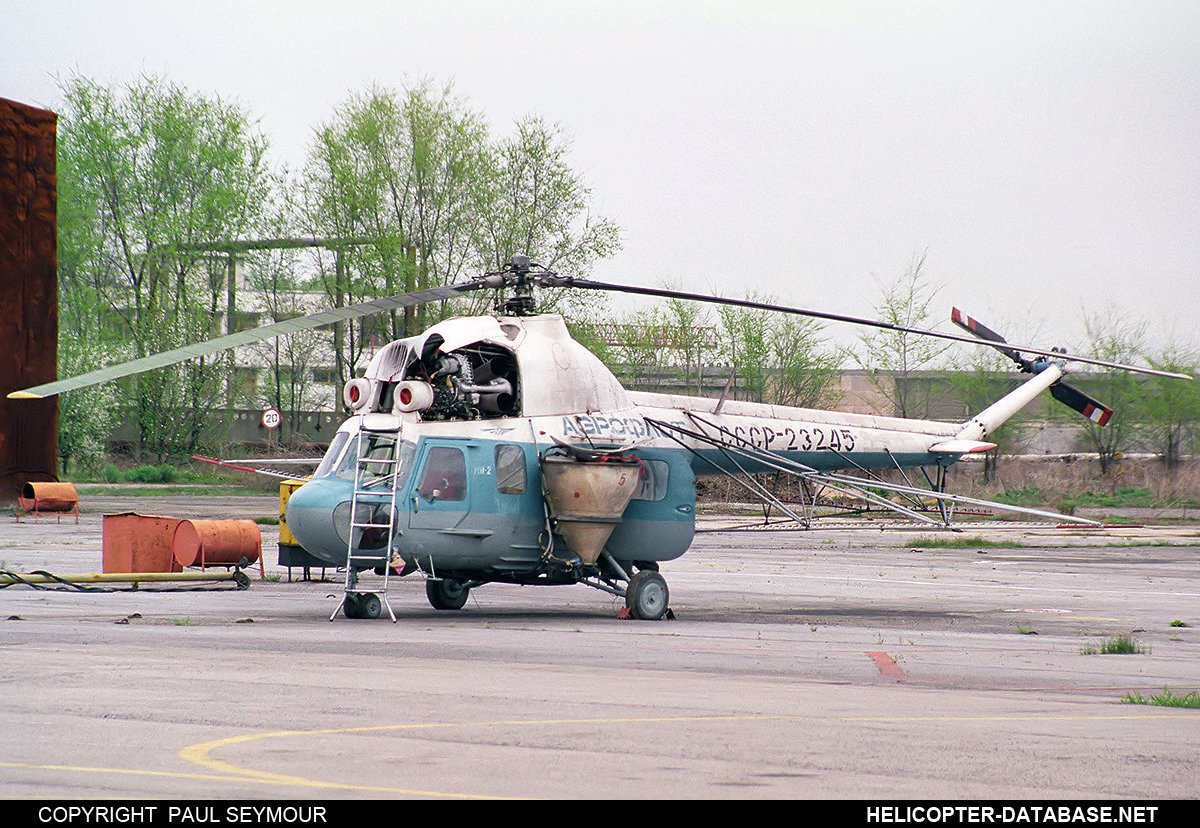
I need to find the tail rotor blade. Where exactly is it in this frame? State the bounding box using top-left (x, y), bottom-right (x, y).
top-left (950, 308), bottom-right (1029, 370)
top-left (1050, 381), bottom-right (1113, 427)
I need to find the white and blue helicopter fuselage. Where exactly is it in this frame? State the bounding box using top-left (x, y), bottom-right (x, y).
top-left (284, 312), bottom-right (1062, 616)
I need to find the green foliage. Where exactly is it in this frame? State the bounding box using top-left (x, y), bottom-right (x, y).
top-left (591, 289), bottom-right (720, 394)
top-left (1073, 311), bottom-right (1147, 474)
top-left (1140, 347), bottom-right (1200, 468)
top-left (656, 295), bottom-right (715, 396)
top-left (1122, 688), bottom-right (1200, 708)
top-left (238, 212), bottom-right (328, 432)
top-left (850, 253), bottom-right (950, 418)
top-left (478, 116), bottom-right (621, 277)
top-left (57, 73), bottom-right (272, 461)
top-left (297, 81), bottom-right (620, 392)
top-left (56, 339), bottom-right (120, 474)
top-left (300, 80), bottom-right (491, 348)
top-left (1080, 634), bottom-right (1147, 655)
top-left (122, 464), bottom-right (178, 484)
top-left (717, 294), bottom-right (840, 407)
top-left (994, 485), bottom-right (1176, 511)
top-left (1072, 488), bottom-right (1154, 507)
top-left (995, 485), bottom-right (1045, 506)
top-left (906, 536), bottom-right (1025, 549)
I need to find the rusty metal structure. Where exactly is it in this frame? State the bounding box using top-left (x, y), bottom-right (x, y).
top-left (0, 98), bottom-right (58, 502)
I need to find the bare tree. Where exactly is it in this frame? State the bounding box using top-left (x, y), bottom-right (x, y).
top-left (1074, 310), bottom-right (1147, 475)
top-left (850, 254), bottom-right (950, 418)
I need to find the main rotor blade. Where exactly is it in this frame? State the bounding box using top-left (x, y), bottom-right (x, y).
top-left (569, 279), bottom-right (1192, 381)
top-left (8, 281), bottom-right (485, 399)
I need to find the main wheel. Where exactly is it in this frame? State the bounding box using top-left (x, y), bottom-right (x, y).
top-left (357, 592), bottom-right (383, 619)
top-left (426, 578), bottom-right (470, 610)
top-left (341, 593), bottom-right (362, 619)
top-left (625, 570), bottom-right (669, 620)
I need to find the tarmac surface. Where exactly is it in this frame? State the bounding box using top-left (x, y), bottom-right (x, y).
top-left (2, 492), bottom-right (1199, 800)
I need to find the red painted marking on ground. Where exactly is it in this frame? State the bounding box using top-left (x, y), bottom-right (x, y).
top-left (867, 651), bottom-right (905, 680)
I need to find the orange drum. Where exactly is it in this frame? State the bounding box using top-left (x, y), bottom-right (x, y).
top-left (19, 481), bottom-right (78, 513)
top-left (172, 519), bottom-right (261, 568)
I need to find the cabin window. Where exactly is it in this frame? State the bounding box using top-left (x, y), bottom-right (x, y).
top-left (494, 444), bottom-right (526, 494)
top-left (417, 447), bottom-right (467, 502)
top-left (631, 459), bottom-right (669, 502)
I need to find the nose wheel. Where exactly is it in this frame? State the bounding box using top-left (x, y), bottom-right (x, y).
top-left (340, 592), bottom-right (385, 619)
top-left (625, 570), bottom-right (670, 620)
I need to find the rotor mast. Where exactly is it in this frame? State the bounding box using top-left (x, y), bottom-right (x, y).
top-left (480, 254), bottom-right (566, 316)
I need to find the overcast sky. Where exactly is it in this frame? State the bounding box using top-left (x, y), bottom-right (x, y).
top-left (4, 0), bottom-right (1198, 355)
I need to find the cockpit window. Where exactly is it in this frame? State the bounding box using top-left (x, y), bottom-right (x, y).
top-left (313, 432), bottom-right (350, 479)
top-left (334, 433), bottom-right (416, 490)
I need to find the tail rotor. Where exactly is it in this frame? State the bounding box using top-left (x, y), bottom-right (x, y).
top-left (951, 308), bottom-right (1113, 427)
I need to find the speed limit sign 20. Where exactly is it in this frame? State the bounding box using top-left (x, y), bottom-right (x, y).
top-left (262, 407), bottom-right (282, 429)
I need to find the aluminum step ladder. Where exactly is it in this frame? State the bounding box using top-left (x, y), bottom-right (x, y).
top-left (331, 425), bottom-right (402, 622)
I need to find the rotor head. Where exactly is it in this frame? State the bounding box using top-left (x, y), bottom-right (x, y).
top-left (478, 254), bottom-right (568, 316)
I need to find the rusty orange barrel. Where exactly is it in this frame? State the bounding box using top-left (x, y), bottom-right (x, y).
top-left (103, 513), bottom-right (182, 573)
top-left (19, 481), bottom-right (78, 513)
top-left (172, 519), bottom-right (261, 568)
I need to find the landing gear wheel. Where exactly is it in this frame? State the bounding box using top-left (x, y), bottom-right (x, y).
top-left (341, 593), bottom-right (362, 619)
top-left (625, 570), bottom-right (669, 620)
top-left (357, 592), bottom-right (382, 620)
top-left (426, 578), bottom-right (470, 610)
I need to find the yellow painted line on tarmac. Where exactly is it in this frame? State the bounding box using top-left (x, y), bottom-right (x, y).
top-left (0, 760), bottom-right (266, 784)
top-left (11, 710), bottom-right (1192, 798)
top-left (179, 715), bottom-right (794, 798)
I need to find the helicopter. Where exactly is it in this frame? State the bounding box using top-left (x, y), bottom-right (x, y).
top-left (10, 255), bottom-right (1191, 621)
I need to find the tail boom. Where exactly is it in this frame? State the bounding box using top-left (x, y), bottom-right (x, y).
top-left (954, 364), bottom-right (1064, 443)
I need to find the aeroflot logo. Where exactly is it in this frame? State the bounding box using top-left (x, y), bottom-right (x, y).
top-left (561, 415), bottom-right (662, 438)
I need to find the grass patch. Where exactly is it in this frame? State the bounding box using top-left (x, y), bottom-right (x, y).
top-left (906, 536), bottom-right (1025, 549)
top-left (76, 483), bottom-right (272, 497)
top-left (1122, 688), bottom-right (1200, 708)
top-left (1170, 620), bottom-right (1191, 628)
top-left (1080, 633), bottom-right (1148, 655)
top-left (995, 485), bottom-right (1045, 507)
top-left (1072, 488), bottom-right (1156, 508)
top-left (76, 460), bottom-right (281, 494)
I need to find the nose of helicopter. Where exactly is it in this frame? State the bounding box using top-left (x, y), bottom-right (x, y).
top-left (284, 479), bottom-right (348, 566)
